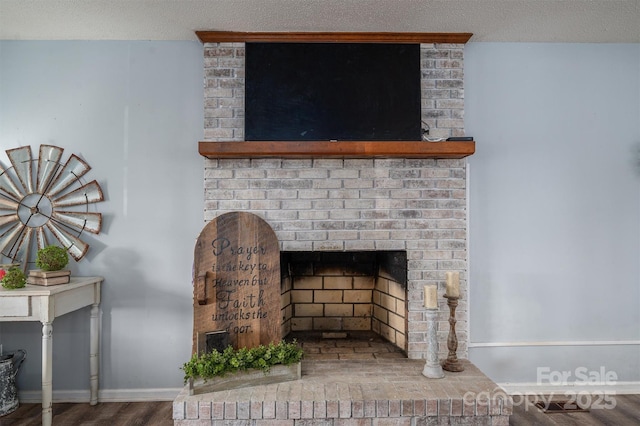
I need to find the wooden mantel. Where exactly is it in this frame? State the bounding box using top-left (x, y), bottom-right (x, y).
top-left (198, 140), bottom-right (475, 159)
top-left (196, 31), bottom-right (473, 44)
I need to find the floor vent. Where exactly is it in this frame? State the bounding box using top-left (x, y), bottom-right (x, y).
top-left (535, 401), bottom-right (590, 413)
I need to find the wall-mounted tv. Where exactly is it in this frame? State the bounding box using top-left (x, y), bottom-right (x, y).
top-left (245, 43), bottom-right (421, 141)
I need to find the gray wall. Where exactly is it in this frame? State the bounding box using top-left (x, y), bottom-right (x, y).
top-left (0, 41), bottom-right (204, 396)
top-left (0, 40), bottom-right (638, 398)
top-left (465, 43), bottom-right (640, 385)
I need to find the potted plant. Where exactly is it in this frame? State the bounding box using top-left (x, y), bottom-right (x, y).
top-left (28, 245), bottom-right (71, 286)
top-left (35, 245), bottom-right (69, 271)
top-left (1, 267), bottom-right (27, 289)
top-left (182, 340), bottom-right (303, 395)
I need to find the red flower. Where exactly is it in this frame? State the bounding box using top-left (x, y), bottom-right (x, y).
top-left (0, 269), bottom-right (6, 280)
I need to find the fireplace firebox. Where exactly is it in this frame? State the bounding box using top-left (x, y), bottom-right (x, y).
top-left (280, 251), bottom-right (408, 352)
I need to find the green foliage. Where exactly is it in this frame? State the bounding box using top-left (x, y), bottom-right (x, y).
top-left (36, 245), bottom-right (69, 271)
top-left (1, 267), bottom-right (27, 289)
top-left (182, 340), bottom-right (303, 383)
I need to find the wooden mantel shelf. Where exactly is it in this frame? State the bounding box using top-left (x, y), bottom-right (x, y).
top-left (196, 31), bottom-right (473, 44)
top-left (198, 141), bottom-right (475, 159)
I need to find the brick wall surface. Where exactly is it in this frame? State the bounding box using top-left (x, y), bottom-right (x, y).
top-left (372, 278), bottom-right (407, 350)
top-left (202, 42), bottom-right (468, 360)
top-left (290, 275), bottom-right (375, 333)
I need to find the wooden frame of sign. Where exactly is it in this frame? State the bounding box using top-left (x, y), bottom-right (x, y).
top-left (192, 212), bottom-right (281, 354)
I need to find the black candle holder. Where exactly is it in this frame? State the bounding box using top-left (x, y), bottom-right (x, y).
top-left (442, 294), bottom-right (464, 372)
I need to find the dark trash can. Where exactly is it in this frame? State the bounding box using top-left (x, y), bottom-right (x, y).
top-left (0, 349), bottom-right (26, 417)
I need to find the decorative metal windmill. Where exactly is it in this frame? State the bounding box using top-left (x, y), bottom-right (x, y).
top-left (0, 145), bottom-right (103, 271)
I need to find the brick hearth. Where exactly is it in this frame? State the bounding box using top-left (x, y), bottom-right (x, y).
top-left (173, 333), bottom-right (512, 425)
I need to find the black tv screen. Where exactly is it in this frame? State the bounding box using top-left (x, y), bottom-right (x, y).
top-left (245, 43), bottom-right (421, 141)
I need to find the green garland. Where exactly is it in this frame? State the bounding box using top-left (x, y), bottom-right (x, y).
top-left (182, 340), bottom-right (303, 383)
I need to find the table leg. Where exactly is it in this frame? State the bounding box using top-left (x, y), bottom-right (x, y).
top-left (90, 303), bottom-right (100, 405)
top-left (41, 322), bottom-right (53, 426)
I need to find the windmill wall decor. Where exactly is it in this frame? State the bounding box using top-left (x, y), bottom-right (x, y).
top-left (0, 145), bottom-right (103, 271)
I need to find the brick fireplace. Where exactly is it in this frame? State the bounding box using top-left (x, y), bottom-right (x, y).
top-left (200, 40), bottom-right (469, 361)
top-left (174, 33), bottom-right (514, 426)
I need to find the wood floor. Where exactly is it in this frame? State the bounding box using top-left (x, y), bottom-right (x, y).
top-left (0, 401), bottom-right (173, 426)
top-left (509, 393), bottom-right (640, 425)
top-left (1, 394), bottom-right (638, 425)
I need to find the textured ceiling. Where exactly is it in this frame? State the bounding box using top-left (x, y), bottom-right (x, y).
top-left (0, 0), bottom-right (638, 43)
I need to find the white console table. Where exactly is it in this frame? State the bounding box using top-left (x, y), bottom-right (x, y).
top-left (0, 276), bottom-right (103, 426)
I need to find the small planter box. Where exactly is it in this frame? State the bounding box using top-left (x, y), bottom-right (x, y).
top-left (188, 362), bottom-right (301, 395)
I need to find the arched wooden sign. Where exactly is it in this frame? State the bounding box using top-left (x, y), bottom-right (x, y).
top-left (192, 212), bottom-right (281, 354)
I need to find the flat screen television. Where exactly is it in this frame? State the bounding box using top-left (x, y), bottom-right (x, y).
top-left (245, 43), bottom-right (421, 141)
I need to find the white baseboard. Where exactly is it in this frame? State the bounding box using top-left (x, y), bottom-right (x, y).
top-left (18, 382), bottom-right (639, 405)
top-left (470, 340), bottom-right (640, 348)
top-left (498, 381), bottom-right (640, 395)
top-left (18, 388), bottom-right (183, 403)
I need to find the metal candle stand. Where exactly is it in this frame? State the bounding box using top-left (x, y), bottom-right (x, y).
top-left (442, 294), bottom-right (465, 372)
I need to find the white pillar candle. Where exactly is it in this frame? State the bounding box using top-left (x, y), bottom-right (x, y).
top-left (424, 284), bottom-right (438, 309)
top-left (445, 271), bottom-right (460, 298)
